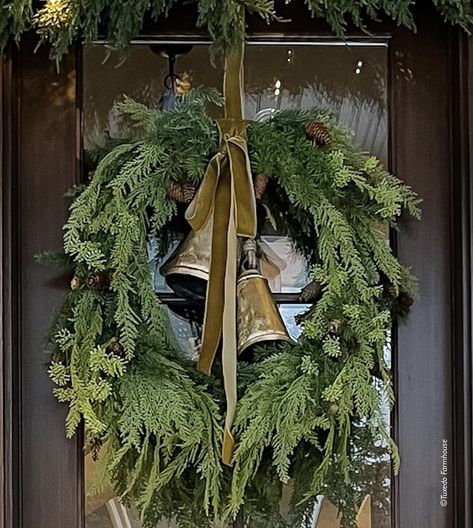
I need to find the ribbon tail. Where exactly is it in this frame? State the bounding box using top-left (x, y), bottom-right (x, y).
top-left (187, 33), bottom-right (256, 464)
top-left (196, 158), bottom-right (231, 375)
top-left (221, 180), bottom-right (238, 466)
top-left (185, 153), bottom-right (222, 231)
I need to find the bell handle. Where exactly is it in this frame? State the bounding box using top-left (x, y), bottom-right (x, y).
top-left (241, 238), bottom-right (258, 272)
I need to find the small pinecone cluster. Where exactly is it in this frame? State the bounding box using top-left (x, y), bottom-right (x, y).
top-left (381, 275), bottom-right (414, 317)
top-left (305, 120), bottom-right (332, 146)
top-left (51, 350), bottom-right (65, 365)
top-left (70, 271), bottom-right (112, 291)
top-left (70, 275), bottom-right (81, 290)
top-left (106, 340), bottom-right (125, 357)
top-left (328, 319), bottom-right (342, 333)
top-left (254, 173), bottom-right (269, 201)
top-left (167, 181), bottom-right (197, 204)
top-left (299, 280), bottom-right (323, 303)
top-left (85, 271), bottom-right (112, 290)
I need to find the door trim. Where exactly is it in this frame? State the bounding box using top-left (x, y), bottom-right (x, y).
top-left (451, 30), bottom-right (473, 528)
top-left (1, 44), bottom-right (21, 528)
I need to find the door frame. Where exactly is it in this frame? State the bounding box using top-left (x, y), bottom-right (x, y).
top-left (450, 31), bottom-right (473, 528)
top-left (1, 9), bottom-right (472, 528)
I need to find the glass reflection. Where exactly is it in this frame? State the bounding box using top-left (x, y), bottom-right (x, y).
top-left (83, 43), bottom-right (387, 161)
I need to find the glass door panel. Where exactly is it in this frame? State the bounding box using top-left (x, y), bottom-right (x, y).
top-left (82, 40), bottom-right (389, 528)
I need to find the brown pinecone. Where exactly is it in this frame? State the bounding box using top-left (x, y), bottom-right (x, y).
top-left (167, 181), bottom-right (197, 203)
top-left (51, 350), bottom-right (64, 364)
top-left (253, 173), bottom-right (269, 201)
top-left (381, 276), bottom-right (400, 299)
top-left (85, 270), bottom-right (112, 290)
top-left (328, 319), bottom-right (342, 333)
top-left (106, 340), bottom-right (124, 357)
top-left (299, 280), bottom-right (323, 303)
top-left (70, 275), bottom-right (81, 290)
top-left (305, 121), bottom-right (331, 146)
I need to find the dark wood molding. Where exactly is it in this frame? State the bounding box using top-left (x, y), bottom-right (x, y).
top-left (1, 44), bottom-right (21, 528)
top-left (450, 31), bottom-right (473, 528)
top-left (18, 37), bottom-right (83, 528)
top-left (389, 15), bottom-right (455, 528)
top-left (1, 35), bottom-right (84, 528)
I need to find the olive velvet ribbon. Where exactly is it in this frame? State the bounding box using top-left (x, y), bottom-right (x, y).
top-left (185, 47), bottom-right (257, 465)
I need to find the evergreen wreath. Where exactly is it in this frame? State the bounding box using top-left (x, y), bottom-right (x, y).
top-left (1, 0), bottom-right (472, 63)
top-left (43, 87), bottom-right (420, 527)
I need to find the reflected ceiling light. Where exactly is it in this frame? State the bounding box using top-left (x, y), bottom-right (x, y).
top-left (254, 108), bottom-right (276, 122)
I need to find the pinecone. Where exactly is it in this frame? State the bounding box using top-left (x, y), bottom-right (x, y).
top-left (51, 350), bottom-right (64, 364)
top-left (253, 173), bottom-right (269, 201)
top-left (70, 275), bottom-right (81, 290)
top-left (85, 270), bottom-right (111, 290)
top-left (299, 280), bottom-right (323, 303)
top-left (305, 121), bottom-right (331, 146)
top-left (167, 182), bottom-right (197, 204)
top-left (106, 340), bottom-right (125, 357)
top-left (328, 319), bottom-right (342, 333)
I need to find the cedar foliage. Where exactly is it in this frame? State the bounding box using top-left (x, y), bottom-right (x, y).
top-left (46, 89), bottom-right (419, 527)
top-left (0, 0), bottom-right (472, 62)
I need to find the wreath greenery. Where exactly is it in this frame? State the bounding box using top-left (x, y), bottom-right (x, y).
top-left (44, 87), bottom-right (420, 527)
top-left (1, 0), bottom-right (472, 63)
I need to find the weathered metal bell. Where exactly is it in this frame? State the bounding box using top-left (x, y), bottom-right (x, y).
top-left (160, 218), bottom-right (212, 302)
top-left (237, 240), bottom-right (290, 355)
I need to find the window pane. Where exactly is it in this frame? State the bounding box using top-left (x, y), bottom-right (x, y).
top-left (83, 40), bottom-right (389, 528)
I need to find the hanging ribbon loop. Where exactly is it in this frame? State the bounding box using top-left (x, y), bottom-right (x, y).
top-left (186, 120), bottom-right (256, 238)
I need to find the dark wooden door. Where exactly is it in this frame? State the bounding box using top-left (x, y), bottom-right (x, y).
top-left (1, 9), bottom-right (472, 528)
